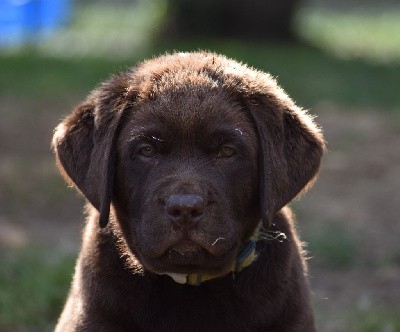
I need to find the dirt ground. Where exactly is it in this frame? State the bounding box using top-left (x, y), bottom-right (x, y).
top-left (1, 98), bottom-right (399, 330)
top-left (301, 105), bottom-right (400, 329)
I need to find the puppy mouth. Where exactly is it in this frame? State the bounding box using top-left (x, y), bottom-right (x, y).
top-left (167, 240), bottom-right (203, 261)
top-left (143, 239), bottom-right (238, 275)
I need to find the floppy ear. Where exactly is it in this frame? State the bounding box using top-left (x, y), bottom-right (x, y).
top-left (52, 75), bottom-right (129, 228)
top-left (246, 89), bottom-right (325, 229)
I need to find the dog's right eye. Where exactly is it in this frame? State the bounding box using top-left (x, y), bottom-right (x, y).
top-left (217, 146), bottom-right (236, 158)
top-left (138, 145), bottom-right (156, 157)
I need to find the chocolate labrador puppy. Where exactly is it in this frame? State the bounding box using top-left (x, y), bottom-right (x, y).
top-left (53, 52), bottom-right (324, 331)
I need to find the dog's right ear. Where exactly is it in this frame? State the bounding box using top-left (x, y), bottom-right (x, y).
top-left (52, 74), bottom-right (130, 227)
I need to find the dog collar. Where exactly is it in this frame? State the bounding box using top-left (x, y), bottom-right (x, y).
top-left (160, 231), bottom-right (259, 286)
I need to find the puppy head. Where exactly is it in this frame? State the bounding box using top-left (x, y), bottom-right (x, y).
top-left (53, 52), bottom-right (324, 276)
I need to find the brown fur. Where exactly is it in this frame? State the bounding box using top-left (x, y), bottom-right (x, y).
top-left (52, 52), bottom-right (324, 331)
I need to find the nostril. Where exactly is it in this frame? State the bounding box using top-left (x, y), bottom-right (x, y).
top-left (168, 207), bottom-right (181, 219)
top-left (190, 205), bottom-right (204, 219)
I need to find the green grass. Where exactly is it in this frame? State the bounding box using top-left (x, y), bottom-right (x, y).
top-left (37, 1), bottom-right (167, 59)
top-left (0, 248), bottom-right (75, 332)
top-left (0, 156), bottom-right (79, 217)
top-left (314, 307), bottom-right (400, 332)
top-left (304, 223), bottom-right (358, 269)
top-left (297, 9), bottom-right (400, 64)
top-left (1, 4), bottom-right (400, 111)
top-left (2, 42), bottom-right (400, 111)
top-left (0, 53), bottom-right (127, 98)
top-left (346, 310), bottom-right (400, 332)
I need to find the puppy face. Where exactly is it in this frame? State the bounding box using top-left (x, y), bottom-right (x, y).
top-left (53, 52), bottom-right (324, 278)
top-left (114, 86), bottom-right (259, 275)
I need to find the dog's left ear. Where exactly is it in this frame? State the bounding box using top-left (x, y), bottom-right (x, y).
top-left (52, 74), bottom-right (129, 228)
top-left (245, 84), bottom-right (325, 229)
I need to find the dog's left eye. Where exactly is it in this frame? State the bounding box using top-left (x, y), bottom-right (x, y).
top-left (139, 145), bottom-right (156, 157)
top-left (217, 146), bottom-right (236, 158)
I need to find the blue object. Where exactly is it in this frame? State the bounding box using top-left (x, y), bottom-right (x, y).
top-left (0, 0), bottom-right (71, 47)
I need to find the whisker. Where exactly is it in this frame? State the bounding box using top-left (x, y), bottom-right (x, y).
top-left (258, 229), bottom-right (288, 242)
top-left (212, 237), bottom-right (226, 246)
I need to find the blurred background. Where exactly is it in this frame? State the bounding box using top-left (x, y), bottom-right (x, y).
top-left (0, 0), bottom-right (399, 331)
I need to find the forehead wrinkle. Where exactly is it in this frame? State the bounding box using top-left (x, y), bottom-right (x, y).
top-left (170, 94), bottom-right (245, 137)
top-left (127, 86), bottom-right (255, 146)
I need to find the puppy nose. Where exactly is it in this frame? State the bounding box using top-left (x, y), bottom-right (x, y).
top-left (165, 194), bottom-right (205, 224)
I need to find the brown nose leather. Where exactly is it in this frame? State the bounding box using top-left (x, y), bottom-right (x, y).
top-left (165, 194), bottom-right (205, 224)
